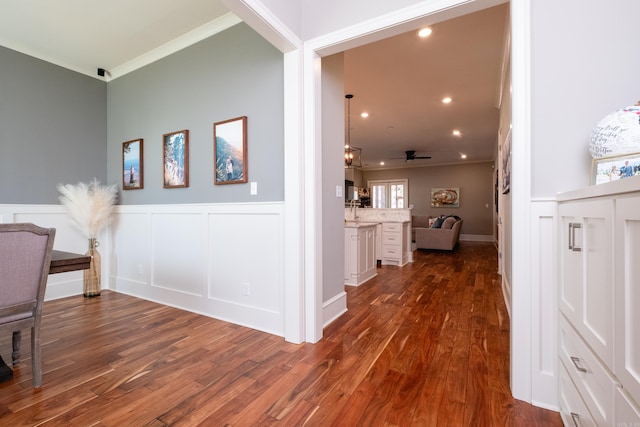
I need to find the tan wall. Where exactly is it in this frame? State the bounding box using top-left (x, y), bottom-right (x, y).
top-left (362, 161), bottom-right (495, 236)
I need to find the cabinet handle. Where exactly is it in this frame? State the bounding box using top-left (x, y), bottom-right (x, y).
top-left (570, 356), bottom-right (587, 373)
top-left (568, 223), bottom-right (582, 252)
top-left (570, 412), bottom-right (583, 427)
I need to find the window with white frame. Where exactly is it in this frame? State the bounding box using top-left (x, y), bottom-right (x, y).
top-left (368, 179), bottom-right (408, 208)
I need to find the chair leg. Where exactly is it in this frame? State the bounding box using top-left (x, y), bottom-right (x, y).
top-left (31, 326), bottom-right (42, 388)
top-left (12, 330), bottom-right (21, 365)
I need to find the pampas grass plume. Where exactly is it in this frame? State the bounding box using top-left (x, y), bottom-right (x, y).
top-left (57, 178), bottom-right (118, 239)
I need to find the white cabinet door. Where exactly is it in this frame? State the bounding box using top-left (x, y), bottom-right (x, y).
top-left (344, 229), bottom-right (358, 282)
top-left (559, 199), bottom-right (614, 367)
top-left (364, 228), bottom-right (375, 272)
top-left (615, 387), bottom-right (640, 426)
top-left (615, 196), bottom-right (640, 402)
top-left (356, 228), bottom-right (368, 275)
top-left (344, 227), bottom-right (377, 286)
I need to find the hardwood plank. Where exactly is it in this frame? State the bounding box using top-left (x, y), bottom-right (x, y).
top-left (0, 242), bottom-right (562, 426)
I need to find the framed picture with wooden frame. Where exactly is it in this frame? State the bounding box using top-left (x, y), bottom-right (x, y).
top-left (214, 116), bottom-right (247, 185)
top-left (122, 138), bottom-right (143, 190)
top-left (163, 129), bottom-right (189, 188)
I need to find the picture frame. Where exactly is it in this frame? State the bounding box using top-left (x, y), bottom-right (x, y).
top-left (163, 130), bottom-right (189, 188)
top-left (502, 129), bottom-right (511, 194)
top-left (122, 138), bottom-right (143, 190)
top-left (431, 187), bottom-right (460, 208)
top-left (591, 152), bottom-right (640, 185)
top-left (214, 116), bottom-right (247, 185)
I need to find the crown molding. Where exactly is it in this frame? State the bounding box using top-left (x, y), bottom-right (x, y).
top-left (108, 12), bottom-right (242, 81)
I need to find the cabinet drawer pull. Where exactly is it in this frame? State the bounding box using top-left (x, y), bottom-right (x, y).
top-left (570, 356), bottom-right (587, 373)
top-left (570, 412), bottom-right (583, 427)
top-left (568, 223), bottom-right (582, 252)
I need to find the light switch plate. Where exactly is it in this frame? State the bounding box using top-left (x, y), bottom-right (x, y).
top-left (336, 185), bottom-right (342, 197)
top-left (250, 182), bottom-right (257, 195)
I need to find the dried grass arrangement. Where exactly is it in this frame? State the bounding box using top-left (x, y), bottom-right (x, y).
top-left (57, 178), bottom-right (118, 239)
top-left (57, 178), bottom-right (118, 297)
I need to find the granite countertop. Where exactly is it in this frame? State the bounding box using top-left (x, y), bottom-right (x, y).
top-left (344, 221), bottom-right (380, 228)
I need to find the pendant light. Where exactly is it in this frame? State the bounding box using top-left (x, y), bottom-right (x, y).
top-left (344, 94), bottom-right (361, 168)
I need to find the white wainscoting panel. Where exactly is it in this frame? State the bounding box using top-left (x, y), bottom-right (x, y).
top-left (530, 199), bottom-right (559, 410)
top-left (109, 212), bottom-right (149, 286)
top-left (152, 213), bottom-right (206, 296)
top-left (111, 203), bottom-right (285, 337)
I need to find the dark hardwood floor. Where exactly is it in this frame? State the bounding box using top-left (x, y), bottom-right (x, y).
top-left (0, 242), bottom-right (562, 426)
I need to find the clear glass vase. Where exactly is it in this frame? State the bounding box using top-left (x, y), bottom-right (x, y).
top-left (83, 238), bottom-right (101, 297)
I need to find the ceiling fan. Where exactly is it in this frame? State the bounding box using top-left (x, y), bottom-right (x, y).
top-left (392, 150), bottom-right (432, 161)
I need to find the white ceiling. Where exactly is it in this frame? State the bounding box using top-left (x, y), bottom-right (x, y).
top-left (0, 0), bottom-right (234, 79)
top-left (0, 1), bottom-right (508, 170)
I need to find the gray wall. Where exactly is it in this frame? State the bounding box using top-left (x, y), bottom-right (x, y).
top-left (321, 53), bottom-right (345, 303)
top-left (107, 23), bottom-right (285, 204)
top-left (0, 46), bottom-right (107, 204)
top-left (363, 162), bottom-right (495, 236)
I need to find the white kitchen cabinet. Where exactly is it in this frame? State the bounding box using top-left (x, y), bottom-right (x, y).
top-left (615, 387), bottom-right (640, 426)
top-left (344, 224), bottom-right (377, 286)
top-left (558, 199), bottom-right (614, 368)
top-left (380, 221), bottom-right (410, 266)
top-left (557, 179), bottom-right (640, 427)
top-left (559, 315), bottom-right (617, 425)
top-left (559, 363), bottom-right (598, 427)
top-left (614, 196), bottom-right (640, 405)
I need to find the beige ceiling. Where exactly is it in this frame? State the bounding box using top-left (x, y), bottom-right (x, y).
top-left (344, 4), bottom-right (508, 169)
top-left (0, 1), bottom-right (508, 170)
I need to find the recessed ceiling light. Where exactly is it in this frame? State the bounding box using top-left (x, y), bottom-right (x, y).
top-left (361, 112), bottom-right (369, 118)
top-left (380, 161), bottom-right (385, 165)
top-left (418, 27), bottom-right (433, 38)
top-left (452, 130), bottom-right (461, 136)
top-left (461, 154), bottom-right (467, 159)
top-left (442, 97), bottom-right (452, 104)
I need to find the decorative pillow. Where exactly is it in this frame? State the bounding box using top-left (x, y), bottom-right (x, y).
top-left (432, 216), bottom-right (445, 228)
top-left (442, 217), bottom-right (457, 229)
top-left (428, 218), bottom-right (435, 227)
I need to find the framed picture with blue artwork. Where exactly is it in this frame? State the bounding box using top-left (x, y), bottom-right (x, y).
top-left (122, 138), bottom-right (143, 190)
top-left (214, 116), bottom-right (247, 185)
top-left (591, 152), bottom-right (640, 185)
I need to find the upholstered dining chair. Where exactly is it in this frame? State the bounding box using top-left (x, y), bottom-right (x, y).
top-left (0, 223), bottom-right (55, 387)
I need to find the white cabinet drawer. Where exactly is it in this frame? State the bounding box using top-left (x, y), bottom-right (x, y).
top-left (382, 233), bottom-right (401, 245)
top-left (615, 387), bottom-right (640, 426)
top-left (560, 315), bottom-right (617, 426)
top-left (382, 222), bottom-right (402, 233)
top-left (559, 364), bottom-right (598, 427)
top-left (382, 246), bottom-right (401, 257)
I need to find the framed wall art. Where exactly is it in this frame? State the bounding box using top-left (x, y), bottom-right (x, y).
top-left (122, 138), bottom-right (143, 190)
top-left (163, 129), bottom-right (189, 188)
top-left (502, 129), bottom-right (511, 194)
top-left (591, 152), bottom-right (640, 185)
top-left (431, 187), bottom-right (460, 208)
top-left (214, 116), bottom-right (247, 185)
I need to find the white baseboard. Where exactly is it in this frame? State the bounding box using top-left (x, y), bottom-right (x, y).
top-left (323, 291), bottom-right (347, 328)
